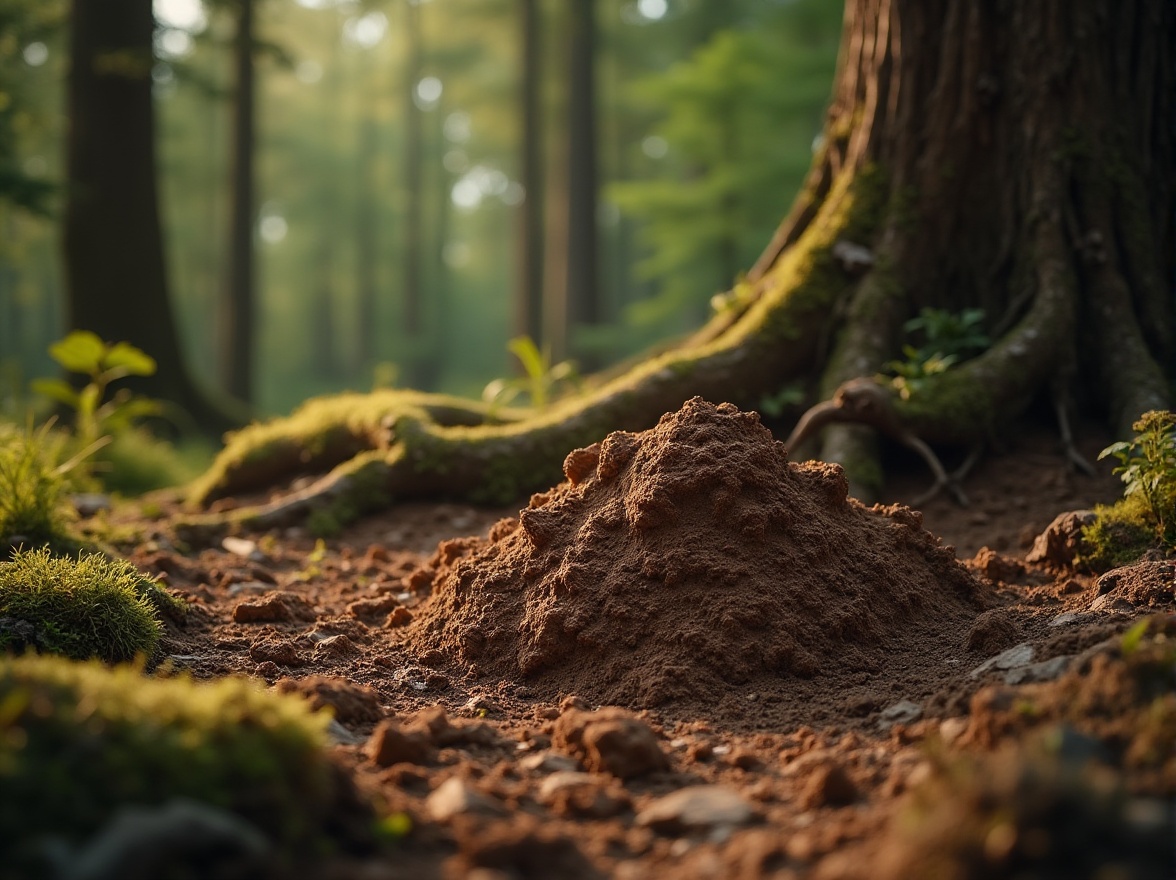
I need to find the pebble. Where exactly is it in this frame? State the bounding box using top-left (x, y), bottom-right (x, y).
top-left (365, 720), bottom-right (433, 767)
top-left (221, 536), bottom-right (266, 562)
top-left (426, 778), bottom-right (504, 821)
top-left (553, 707), bottom-right (669, 779)
top-left (636, 785), bottom-right (754, 834)
top-left (877, 700), bottom-right (922, 729)
top-left (520, 751), bottom-right (581, 774)
top-left (969, 643), bottom-right (1034, 678)
top-left (1003, 654), bottom-right (1072, 685)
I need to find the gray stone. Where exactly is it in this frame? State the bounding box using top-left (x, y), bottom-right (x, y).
top-left (877, 700), bottom-right (922, 728)
top-left (1003, 654), bottom-right (1072, 685)
top-left (326, 718), bottom-right (364, 746)
top-left (970, 642), bottom-right (1034, 678)
top-left (520, 751), bottom-right (581, 774)
top-left (636, 786), bottom-right (754, 834)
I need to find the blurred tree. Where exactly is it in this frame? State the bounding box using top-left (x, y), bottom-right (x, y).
top-left (220, 0), bottom-right (257, 405)
top-left (513, 0), bottom-right (543, 347)
top-left (62, 0), bottom-right (240, 433)
top-left (188, 0), bottom-right (1174, 528)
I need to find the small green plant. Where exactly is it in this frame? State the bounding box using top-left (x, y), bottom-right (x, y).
top-left (0, 547), bottom-right (180, 662)
top-left (0, 653), bottom-right (374, 875)
top-left (31, 331), bottom-right (162, 484)
top-left (1098, 410), bottom-right (1176, 550)
top-left (482, 336), bottom-right (580, 412)
top-left (883, 308), bottom-right (990, 400)
top-left (0, 421), bottom-right (80, 551)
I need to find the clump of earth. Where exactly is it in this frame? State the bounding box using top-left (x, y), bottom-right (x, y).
top-left (406, 398), bottom-right (989, 713)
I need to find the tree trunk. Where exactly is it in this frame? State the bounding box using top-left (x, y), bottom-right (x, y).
top-left (63, 0), bottom-right (242, 435)
top-left (185, 0), bottom-right (1173, 532)
top-left (565, 0), bottom-right (600, 367)
top-left (513, 0), bottom-right (544, 348)
top-left (402, 0), bottom-right (426, 388)
top-left (219, 0), bottom-right (256, 406)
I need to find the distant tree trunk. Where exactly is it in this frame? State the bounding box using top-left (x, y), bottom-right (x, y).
top-left (401, 0), bottom-right (426, 388)
top-left (565, 0), bottom-right (600, 366)
top-left (219, 0), bottom-right (256, 405)
top-left (63, 0), bottom-right (241, 434)
top-left (354, 51), bottom-right (379, 379)
top-left (514, 0), bottom-right (544, 348)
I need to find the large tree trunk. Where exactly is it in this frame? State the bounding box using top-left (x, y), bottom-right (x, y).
top-left (63, 0), bottom-right (242, 435)
top-left (513, 0), bottom-right (544, 348)
top-left (184, 0), bottom-right (1173, 534)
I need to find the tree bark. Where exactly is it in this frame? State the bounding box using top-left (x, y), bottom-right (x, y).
top-left (220, 0), bottom-right (256, 406)
top-left (184, 0), bottom-right (1174, 531)
top-left (63, 0), bottom-right (242, 435)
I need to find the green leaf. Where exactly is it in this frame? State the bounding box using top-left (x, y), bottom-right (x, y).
top-left (1120, 618), bottom-right (1150, 656)
top-left (77, 383), bottom-right (100, 423)
top-left (29, 378), bottom-right (80, 409)
top-left (1098, 442), bottom-right (1130, 461)
top-left (102, 342), bottom-right (156, 377)
top-left (507, 336), bottom-right (547, 381)
top-left (48, 331), bottom-right (106, 374)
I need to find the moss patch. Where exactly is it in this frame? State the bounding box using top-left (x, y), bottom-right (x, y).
top-left (1079, 493), bottom-right (1159, 572)
top-left (0, 423), bottom-right (80, 554)
top-left (0, 547), bottom-right (179, 662)
top-left (0, 654), bottom-right (372, 874)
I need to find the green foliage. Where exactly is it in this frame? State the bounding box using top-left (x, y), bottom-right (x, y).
top-left (0, 547), bottom-right (177, 662)
top-left (29, 331), bottom-right (182, 493)
top-left (0, 420), bottom-right (76, 549)
top-left (609, 0), bottom-right (843, 351)
top-left (0, 653), bottom-right (370, 875)
top-left (98, 427), bottom-right (214, 497)
top-left (482, 336), bottom-right (580, 411)
top-left (884, 308), bottom-right (990, 400)
top-left (1098, 410), bottom-right (1176, 550)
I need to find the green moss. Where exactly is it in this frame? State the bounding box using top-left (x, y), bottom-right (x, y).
top-left (0, 654), bottom-right (371, 875)
top-left (0, 547), bottom-right (177, 662)
top-left (1079, 494), bottom-right (1158, 572)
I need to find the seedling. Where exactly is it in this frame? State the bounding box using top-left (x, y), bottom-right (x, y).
top-left (31, 331), bottom-right (162, 478)
top-left (482, 336), bottom-right (579, 411)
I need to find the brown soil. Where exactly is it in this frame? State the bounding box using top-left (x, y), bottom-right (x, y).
top-left (104, 400), bottom-right (1173, 878)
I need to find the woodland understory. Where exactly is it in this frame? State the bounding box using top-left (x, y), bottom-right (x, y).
top-left (182, 0), bottom-right (1173, 538)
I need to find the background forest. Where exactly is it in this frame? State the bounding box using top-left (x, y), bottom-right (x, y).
top-left (0, 0), bottom-right (841, 420)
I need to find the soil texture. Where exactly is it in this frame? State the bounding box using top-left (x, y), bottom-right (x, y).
top-left (86, 400), bottom-right (1176, 878)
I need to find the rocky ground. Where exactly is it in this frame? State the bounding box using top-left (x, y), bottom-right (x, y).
top-left (101, 405), bottom-right (1174, 879)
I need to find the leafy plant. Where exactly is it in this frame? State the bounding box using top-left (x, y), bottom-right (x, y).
top-left (482, 336), bottom-right (580, 411)
top-left (0, 546), bottom-right (179, 662)
top-left (884, 308), bottom-right (990, 399)
top-left (0, 653), bottom-right (374, 876)
top-left (1098, 410), bottom-right (1176, 550)
top-left (30, 331), bottom-right (162, 477)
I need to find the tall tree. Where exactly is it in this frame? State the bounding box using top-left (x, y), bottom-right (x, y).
top-left (63, 0), bottom-right (239, 433)
top-left (190, 0), bottom-right (1174, 528)
top-left (513, 0), bottom-right (543, 347)
top-left (401, 0), bottom-right (426, 387)
top-left (219, 0), bottom-right (256, 405)
top-left (563, 0), bottom-right (600, 365)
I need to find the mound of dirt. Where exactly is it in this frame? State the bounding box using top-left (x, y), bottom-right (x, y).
top-left (404, 398), bottom-right (987, 712)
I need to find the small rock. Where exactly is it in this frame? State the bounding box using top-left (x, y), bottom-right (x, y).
top-left (72, 493), bottom-right (112, 517)
top-left (520, 751), bottom-right (581, 774)
top-left (537, 771), bottom-right (628, 818)
top-left (969, 642), bottom-right (1034, 678)
top-left (222, 536), bottom-right (265, 562)
top-left (877, 700), bottom-right (922, 729)
top-left (1025, 510), bottom-right (1096, 567)
top-left (1049, 611), bottom-right (1090, 627)
top-left (636, 786), bottom-right (754, 834)
top-left (348, 595), bottom-right (399, 619)
top-left (553, 707), bottom-right (669, 779)
top-left (254, 661), bottom-right (280, 679)
top-left (365, 719), bottom-right (433, 766)
top-left (800, 762), bottom-right (858, 809)
top-left (426, 778), bottom-right (504, 822)
top-left (1003, 654), bottom-right (1072, 685)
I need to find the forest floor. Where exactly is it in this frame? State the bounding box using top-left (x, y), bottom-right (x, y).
top-left (105, 404), bottom-right (1174, 879)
